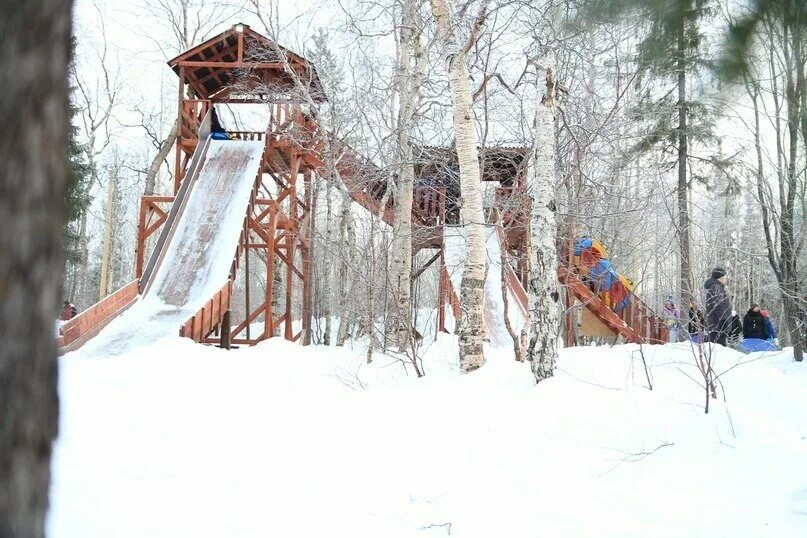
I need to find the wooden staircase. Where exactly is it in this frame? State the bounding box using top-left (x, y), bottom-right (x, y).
top-left (557, 250), bottom-right (667, 345)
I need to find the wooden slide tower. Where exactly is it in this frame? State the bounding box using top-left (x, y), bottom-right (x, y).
top-left (58, 24), bottom-right (666, 353)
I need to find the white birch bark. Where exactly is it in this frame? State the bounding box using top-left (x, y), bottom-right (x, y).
top-left (363, 184), bottom-right (394, 361)
top-left (429, 0), bottom-right (488, 372)
top-left (527, 54), bottom-right (561, 382)
top-left (323, 178), bottom-right (334, 345)
top-left (336, 191), bottom-right (356, 345)
top-left (389, 0), bottom-right (424, 350)
top-left (98, 172), bottom-right (117, 300)
top-left (143, 118), bottom-right (177, 195)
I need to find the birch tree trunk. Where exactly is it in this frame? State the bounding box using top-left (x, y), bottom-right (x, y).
top-left (98, 170), bottom-right (117, 299)
top-left (366, 186), bottom-right (394, 362)
top-left (389, 0), bottom-right (424, 350)
top-left (0, 1), bottom-right (72, 535)
top-left (143, 118), bottom-right (178, 195)
top-left (527, 55), bottom-right (561, 382)
top-left (336, 191), bottom-right (356, 345)
top-left (430, 0), bottom-right (487, 373)
top-left (323, 178), bottom-right (334, 345)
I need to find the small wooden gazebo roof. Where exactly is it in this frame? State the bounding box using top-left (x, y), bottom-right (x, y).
top-left (415, 146), bottom-right (529, 186)
top-left (167, 24), bottom-right (326, 103)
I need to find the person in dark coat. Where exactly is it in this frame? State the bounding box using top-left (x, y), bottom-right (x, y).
top-left (728, 310), bottom-right (743, 346)
top-left (704, 267), bottom-right (732, 346)
top-left (209, 106), bottom-right (231, 140)
top-left (743, 304), bottom-right (769, 340)
top-left (60, 301), bottom-right (75, 321)
top-left (687, 299), bottom-right (705, 340)
top-left (210, 106), bottom-right (225, 133)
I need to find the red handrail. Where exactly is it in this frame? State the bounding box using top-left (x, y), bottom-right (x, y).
top-left (58, 280), bottom-right (140, 352)
top-left (227, 131), bottom-right (265, 141)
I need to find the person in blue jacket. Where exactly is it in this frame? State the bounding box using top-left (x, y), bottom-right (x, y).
top-left (761, 308), bottom-right (778, 346)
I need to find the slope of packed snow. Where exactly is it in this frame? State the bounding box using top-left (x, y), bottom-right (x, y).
top-left (444, 225), bottom-right (527, 347)
top-left (76, 140), bottom-right (263, 359)
top-left (49, 334), bottom-right (807, 537)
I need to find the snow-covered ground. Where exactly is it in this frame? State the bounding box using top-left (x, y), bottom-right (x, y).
top-left (49, 335), bottom-right (807, 537)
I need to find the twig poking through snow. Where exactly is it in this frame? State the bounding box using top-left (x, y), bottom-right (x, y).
top-left (600, 441), bottom-right (675, 476)
top-left (418, 522), bottom-right (452, 535)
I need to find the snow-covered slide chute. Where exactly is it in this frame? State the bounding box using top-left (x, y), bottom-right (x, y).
top-left (58, 125), bottom-right (265, 356)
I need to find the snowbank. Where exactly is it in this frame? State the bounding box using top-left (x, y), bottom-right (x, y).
top-left (49, 338), bottom-right (807, 537)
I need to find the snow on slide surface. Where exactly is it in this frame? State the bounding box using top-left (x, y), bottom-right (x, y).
top-left (75, 140), bottom-right (264, 358)
top-left (444, 225), bottom-right (528, 347)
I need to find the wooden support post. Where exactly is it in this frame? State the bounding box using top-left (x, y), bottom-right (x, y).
top-left (284, 234), bottom-right (294, 341)
top-left (565, 286), bottom-right (575, 347)
top-left (220, 310), bottom-right (231, 349)
top-left (284, 153), bottom-right (300, 341)
top-left (263, 213), bottom-right (277, 339)
top-left (136, 199), bottom-right (148, 278)
top-left (638, 307), bottom-right (650, 338)
top-left (175, 67), bottom-right (185, 194)
top-left (437, 249), bottom-right (447, 334)
top-left (565, 232), bottom-right (576, 346)
top-left (626, 302), bottom-right (635, 336)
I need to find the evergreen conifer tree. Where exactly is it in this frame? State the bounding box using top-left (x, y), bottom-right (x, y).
top-left (591, 0), bottom-right (727, 322)
top-left (65, 85), bottom-right (92, 264)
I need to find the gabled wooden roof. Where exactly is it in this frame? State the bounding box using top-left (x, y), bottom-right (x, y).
top-left (415, 146), bottom-right (529, 186)
top-left (167, 24), bottom-right (326, 103)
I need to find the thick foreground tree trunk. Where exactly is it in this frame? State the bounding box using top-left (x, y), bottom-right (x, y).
top-left (430, 0), bottom-right (488, 373)
top-left (0, 1), bottom-right (73, 536)
top-left (527, 55), bottom-right (561, 382)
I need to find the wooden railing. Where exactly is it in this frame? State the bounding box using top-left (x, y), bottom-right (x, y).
top-left (135, 195), bottom-right (175, 279)
top-left (413, 186), bottom-right (446, 226)
top-left (228, 131), bottom-right (265, 141)
top-left (58, 280), bottom-right (140, 353)
top-left (180, 280), bottom-right (233, 342)
top-left (180, 100), bottom-right (210, 142)
top-left (270, 103), bottom-right (393, 224)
